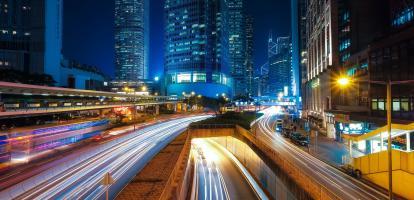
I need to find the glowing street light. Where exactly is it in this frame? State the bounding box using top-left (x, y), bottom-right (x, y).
top-left (337, 76), bottom-right (351, 87)
top-left (335, 75), bottom-right (414, 199)
top-left (141, 86), bottom-right (147, 92)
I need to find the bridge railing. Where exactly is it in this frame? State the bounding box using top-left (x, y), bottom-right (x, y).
top-left (189, 124), bottom-right (235, 129)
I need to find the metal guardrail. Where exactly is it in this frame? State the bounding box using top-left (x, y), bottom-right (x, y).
top-left (189, 124), bottom-right (236, 129)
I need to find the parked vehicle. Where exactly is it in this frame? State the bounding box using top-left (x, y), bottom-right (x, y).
top-left (290, 132), bottom-right (309, 147)
top-left (282, 128), bottom-right (291, 138)
top-left (276, 123), bottom-right (283, 132)
top-left (275, 119), bottom-right (284, 132)
top-left (343, 164), bottom-right (362, 179)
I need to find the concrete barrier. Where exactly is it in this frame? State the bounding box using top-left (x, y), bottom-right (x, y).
top-left (159, 130), bottom-right (193, 200)
top-left (161, 125), bottom-right (341, 200)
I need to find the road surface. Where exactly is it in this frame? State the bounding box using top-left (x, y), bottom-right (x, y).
top-left (0, 115), bottom-right (209, 200)
top-left (254, 107), bottom-right (388, 200)
top-left (191, 138), bottom-right (267, 200)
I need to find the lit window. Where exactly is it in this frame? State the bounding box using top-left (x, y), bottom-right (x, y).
top-left (193, 73), bottom-right (206, 82)
top-left (392, 7), bottom-right (414, 27)
top-left (393, 99), bottom-right (400, 111)
top-left (401, 99), bottom-right (410, 111)
top-left (177, 73), bottom-right (191, 83)
top-left (378, 99), bottom-right (385, 111)
top-left (372, 99), bottom-right (378, 110)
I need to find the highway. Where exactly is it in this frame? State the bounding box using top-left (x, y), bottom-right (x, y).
top-left (0, 115), bottom-right (209, 200)
top-left (254, 107), bottom-right (388, 200)
top-left (191, 138), bottom-right (267, 200)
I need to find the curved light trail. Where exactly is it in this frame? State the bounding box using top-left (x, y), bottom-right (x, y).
top-left (255, 107), bottom-right (388, 200)
top-left (191, 139), bottom-right (266, 200)
top-left (0, 116), bottom-right (209, 200)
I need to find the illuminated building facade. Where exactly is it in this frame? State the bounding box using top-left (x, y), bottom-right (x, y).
top-left (115, 0), bottom-right (149, 81)
top-left (291, 0), bottom-right (307, 106)
top-left (245, 15), bottom-right (254, 96)
top-left (0, 0), bottom-right (63, 83)
top-left (228, 0), bottom-right (247, 96)
top-left (164, 0), bottom-right (232, 98)
top-left (268, 37), bottom-right (292, 97)
top-left (303, 0), bottom-right (338, 130)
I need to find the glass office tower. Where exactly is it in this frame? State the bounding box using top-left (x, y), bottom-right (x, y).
top-left (164, 0), bottom-right (232, 98)
top-left (0, 0), bottom-right (63, 83)
top-left (115, 0), bottom-right (149, 81)
top-left (228, 0), bottom-right (246, 96)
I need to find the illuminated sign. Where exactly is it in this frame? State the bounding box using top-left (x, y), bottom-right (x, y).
top-left (311, 78), bottom-right (320, 88)
top-left (338, 122), bottom-right (365, 134)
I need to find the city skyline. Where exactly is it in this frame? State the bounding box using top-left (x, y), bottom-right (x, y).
top-left (62, 0), bottom-right (291, 79)
top-left (1, 0), bottom-right (414, 199)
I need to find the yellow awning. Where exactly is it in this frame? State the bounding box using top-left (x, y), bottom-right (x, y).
top-left (343, 122), bottom-right (414, 142)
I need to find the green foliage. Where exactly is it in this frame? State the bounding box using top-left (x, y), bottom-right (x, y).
top-left (192, 111), bottom-right (263, 129)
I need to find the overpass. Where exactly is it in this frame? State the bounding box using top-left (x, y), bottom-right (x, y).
top-left (0, 81), bottom-right (183, 118)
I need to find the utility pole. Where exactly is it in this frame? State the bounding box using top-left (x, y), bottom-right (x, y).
top-left (386, 80), bottom-right (393, 200)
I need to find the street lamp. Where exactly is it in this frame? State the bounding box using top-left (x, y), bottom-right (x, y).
top-left (336, 75), bottom-right (414, 200)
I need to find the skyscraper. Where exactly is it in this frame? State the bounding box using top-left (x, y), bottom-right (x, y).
top-left (227, 0), bottom-right (246, 96)
top-left (0, 0), bottom-right (63, 83)
top-left (115, 0), bottom-right (149, 81)
top-left (268, 37), bottom-right (292, 96)
top-left (245, 15), bottom-right (254, 96)
top-left (164, 0), bottom-right (232, 98)
top-left (268, 31), bottom-right (277, 59)
top-left (291, 0), bottom-right (306, 100)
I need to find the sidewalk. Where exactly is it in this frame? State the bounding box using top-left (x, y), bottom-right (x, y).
top-left (289, 119), bottom-right (364, 166)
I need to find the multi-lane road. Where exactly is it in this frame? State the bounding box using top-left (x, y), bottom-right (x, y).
top-left (191, 138), bottom-right (267, 200)
top-left (254, 107), bottom-right (388, 200)
top-left (0, 115), bottom-right (209, 200)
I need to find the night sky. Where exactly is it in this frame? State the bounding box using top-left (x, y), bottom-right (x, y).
top-left (63, 0), bottom-right (291, 79)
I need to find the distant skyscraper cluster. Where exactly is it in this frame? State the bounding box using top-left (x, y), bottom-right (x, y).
top-left (163, 0), bottom-right (253, 98)
top-left (268, 36), bottom-right (292, 97)
top-left (255, 33), bottom-right (293, 98)
top-left (115, 0), bottom-right (149, 82)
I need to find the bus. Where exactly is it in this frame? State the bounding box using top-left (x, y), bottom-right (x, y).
top-left (0, 133), bottom-right (11, 170)
top-left (9, 119), bottom-right (110, 161)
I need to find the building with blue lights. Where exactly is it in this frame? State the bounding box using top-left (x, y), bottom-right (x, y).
top-left (228, 0), bottom-right (247, 96)
top-left (245, 15), bottom-right (254, 96)
top-left (291, 0), bottom-right (307, 107)
top-left (164, 0), bottom-right (232, 98)
top-left (0, 0), bottom-right (104, 90)
top-left (268, 37), bottom-right (292, 97)
top-left (115, 0), bottom-right (149, 81)
top-left (0, 0), bottom-right (63, 83)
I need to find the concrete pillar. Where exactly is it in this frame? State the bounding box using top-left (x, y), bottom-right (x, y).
top-left (407, 132), bottom-right (411, 152)
top-left (155, 105), bottom-right (160, 116)
top-left (99, 109), bottom-right (104, 118)
top-left (349, 140), bottom-right (353, 159)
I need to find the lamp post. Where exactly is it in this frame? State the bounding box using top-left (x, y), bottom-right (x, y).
top-left (337, 76), bottom-right (414, 200)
